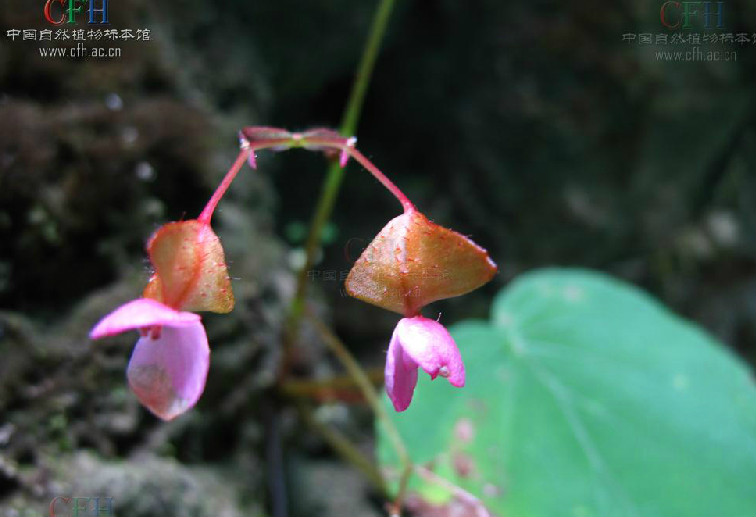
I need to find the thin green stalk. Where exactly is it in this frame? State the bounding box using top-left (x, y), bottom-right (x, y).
top-left (292, 0), bottom-right (397, 315)
top-left (297, 401), bottom-right (387, 495)
top-left (340, 0), bottom-right (396, 135)
top-left (306, 314), bottom-right (413, 512)
top-left (280, 368), bottom-right (384, 400)
top-left (415, 465), bottom-right (491, 517)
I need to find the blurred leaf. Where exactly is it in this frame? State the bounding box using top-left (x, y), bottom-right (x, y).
top-left (378, 269), bottom-right (756, 517)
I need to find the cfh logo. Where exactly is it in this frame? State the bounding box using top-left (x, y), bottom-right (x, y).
top-left (49, 496), bottom-right (114, 517)
top-left (660, 1), bottom-right (725, 29)
top-left (44, 0), bottom-right (109, 25)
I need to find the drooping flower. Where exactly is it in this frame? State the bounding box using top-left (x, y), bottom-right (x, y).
top-left (89, 220), bottom-right (234, 420)
top-left (346, 208), bottom-right (497, 412)
top-left (385, 316), bottom-right (465, 412)
top-left (90, 298), bottom-right (209, 420)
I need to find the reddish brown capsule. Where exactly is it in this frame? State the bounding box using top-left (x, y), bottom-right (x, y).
top-left (143, 220), bottom-right (234, 313)
top-left (345, 210), bottom-right (497, 316)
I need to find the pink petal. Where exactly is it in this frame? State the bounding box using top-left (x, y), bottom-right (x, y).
top-left (385, 324), bottom-right (419, 412)
top-left (395, 316), bottom-right (465, 387)
top-left (89, 298), bottom-right (200, 339)
top-left (126, 321), bottom-right (209, 420)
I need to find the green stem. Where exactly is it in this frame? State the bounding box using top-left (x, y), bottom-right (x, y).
top-left (414, 465), bottom-right (491, 517)
top-left (306, 314), bottom-right (413, 512)
top-left (292, 0), bottom-right (397, 315)
top-left (340, 0), bottom-right (396, 135)
top-left (297, 401), bottom-right (388, 495)
top-left (280, 368), bottom-right (384, 400)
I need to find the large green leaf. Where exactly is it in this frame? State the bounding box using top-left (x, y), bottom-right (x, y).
top-left (377, 269), bottom-right (756, 517)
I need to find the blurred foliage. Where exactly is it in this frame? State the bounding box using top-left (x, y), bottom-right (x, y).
top-left (379, 269), bottom-right (756, 516)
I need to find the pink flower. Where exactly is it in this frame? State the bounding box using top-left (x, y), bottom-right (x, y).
top-left (344, 208), bottom-right (495, 411)
top-left (90, 298), bottom-right (210, 421)
top-left (89, 219), bottom-right (234, 420)
top-left (385, 316), bottom-right (465, 412)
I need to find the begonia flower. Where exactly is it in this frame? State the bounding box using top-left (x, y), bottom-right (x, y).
top-left (89, 220), bottom-right (234, 420)
top-left (346, 208), bottom-right (497, 411)
top-left (90, 298), bottom-right (209, 420)
top-left (385, 316), bottom-right (465, 412)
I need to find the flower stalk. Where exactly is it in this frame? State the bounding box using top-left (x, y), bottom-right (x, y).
top-left (198, 146), bottom-right (252, 225)
top-left (305, 313), bottom-right (413, 512)
top-left (294, 0), bottom-right (398, 312)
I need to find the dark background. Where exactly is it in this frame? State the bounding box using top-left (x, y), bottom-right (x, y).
top-left (1, 1), bottom-right (754, 516)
